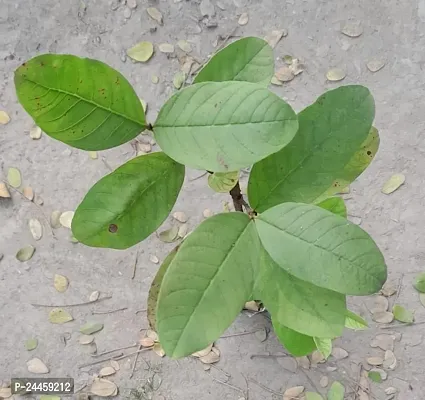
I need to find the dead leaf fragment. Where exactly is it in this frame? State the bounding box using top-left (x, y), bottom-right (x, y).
top-left (79, 334), bottom-right (95, 345)
top-left (7, 167), bottom-right (21, 188)
top-left (89, 290), bottom-right (100, 301)
top-left (178, 223), bottom-right (188, 238)
top-left (173, 71), bottom-right (186, 89)
top-left (0, 110), bottom-right (10, 125)
top-left (30, 125), bottom-right (42, 139)
top-left (264, 29), bottom-right (287, 48)
top-left (0, 182), bottom-right (11, 198)
top-left (203, 208), bottom-right (214, 218)
top-left (177, 40), bottom-right (192, 53)
top-left (331, 347), bottom-right (349, 360)
top-left (29, 218), bottom-right (43, 241)
top-left (383, 350), bottom-right (397, 370)
top-left (199, 347), bottom-right (220, 364)
top-left (367, 356), bottom-right (384, 366)
top-left (380, 281), bottom-right (397, 297)
top-left (50, 210), bottom-right (62, 229)
top-left (23, 187), bottom-right (34, 201)
top-left (80, 322), bottom-right (104, 334)
top-left (296, 356), bottom-right (310, 370)
top-left (341, 22), bottom-right (363, 37)
top-left (147, 7), bottom-right (163, 24)
top-left (371, 295), bottom-right (389, 313)
top-left (370, 334), bottom-right (394, 351)
top-left (140, 337), bottom-right (155, 347)
top-left (49, 308), bottom-right (73, 324)
top-left (110, 360), bottom-right (120, 371)
top-left (244, 300), bottom-right (260, 311)
top-left (153, 342), bottom-right (165, 357)
top-left (367, 59), bottom-right (385, 72)
top-left (326, 68), bottom-right (346, 81)
top-left (238, 12), bottom-right (249, 25)
top-left (27, 357), bottom-right (49, 374)
top-left (59, 211), bottom-right (74, 228)
top-left (89, 151), bottom-right (98, 160)
top-left (319, 376), bottom-right (329, 388)
top-left (284, 386), bottom-right (304, 399)
top-left (173, 211), bottom-right (188, 223)
top-left (0, 387), bottom-right (12, 398)
top-left (127, 41), bottom-right (154, 62)
top-left (54, 274), bottom-right (69, 293)
top-left (372, 311), bottom-right (394, 324)
top-left (271, 76), bottom-right (283, 86)
top-left (382, 173), bottom-right (405, 194)
top-left (311, 350), bottom-right (325, 364)
top-left (16, 245), bottom-right (35, 262)
top-left (146, 329), bottom-right (159, 342)
top-left (200, 0), bottom-right (215, 17)
top-left (275, 65), bottom-right (294, 82)
top-left (192, 343), bottom-right (213, 358)
top-left (289, 58), bottom-right (304, 75)
top-left (159, 43), bottom-right (175, 53)
top-left (150, 254), bottom-right (159, 264)
top-left (25, 337), bottom-right (38, 351)
top-left (90, 378), bottom-right (118, 397)
top-left (385, 387), bottom-right (397, 395)
top-left (151, 74), bottom-right (159, 84)
top-left (136, 142), bottom-right (151, 155)
top-left (99, 366), bottom-right (116, 377)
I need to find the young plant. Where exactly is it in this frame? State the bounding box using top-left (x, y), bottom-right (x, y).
top-left (14, 37), bottom-right (387, 359)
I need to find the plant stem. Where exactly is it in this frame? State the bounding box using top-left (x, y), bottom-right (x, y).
top-left (229, 181), bottom-right (244, 212)
top-left (31, 295), bottom-right (112, 308)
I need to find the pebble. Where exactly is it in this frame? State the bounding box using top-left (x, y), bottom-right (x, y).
top-left (123, 7), bottom-right (132, 18)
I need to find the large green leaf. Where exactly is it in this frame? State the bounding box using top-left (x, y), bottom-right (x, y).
top-left (194, 37), bottom-right (274, 86)
top-left (254, 247), bottom-right (346, 338)
top-left (72, 152), bottom-right (184, 249)
top-left (248, 86), bottom-right (375, 212)
top-left (157, 213), bottom-right (260, 358)
top-left (255, 203), bottom-right (387, 295)
top-left (316, 197), bottom-right (347, 218)
top-left (147, 246), bottom-right (179, 330)
top-left (15, 54), bottom-right (145, 150)
top-left (153, 81), bottom-right (298, 172)
top-left (272, 319), bottom-right (317, 357)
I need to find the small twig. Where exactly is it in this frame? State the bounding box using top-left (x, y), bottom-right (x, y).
top-left (214, 26), bottom-right (239, 53)
top-left (247, 377), bottom-right (283, 396)
top-left (392, 273), bottom-right (404, 307)
top-left (130, 345), bottom-right (143, 379)
top-left (212, 378), bottom-right (245, 395)
top-left (249, 353), bottom-right (288, 360)
top-left (101, 156), bottom-right (113, 171)
top-left (31, 295), bottom-right (112, 308)
top-left (189, 171), bottom-right (208, 181)
top-left (380, 321), bottom-right (423, 329)
top-left (299, 368), bottom-right (321, 394)
top-left (2, 181), bottom-right (56, 239)
top-left (131, 251), bottom-right (139, 280)
top-left (113, 347), bottom-right (153, 361)
top-left (92, 307), bottom-right (127, 315)
top-left (220, 328), bottom-right (263, 338)
top-left (210, 364), bottom-right (231, 378)
top-left (74, 383), bottom-right (87, 394)
top-left (78, 353), bottom-right (124, 368)
top-left (135, 309), bottom-right (147, 314)
top-left (91, 343), bottom-right (138, 358)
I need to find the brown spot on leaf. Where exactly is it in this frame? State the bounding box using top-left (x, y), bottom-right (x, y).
top-left (109, 224), bottom-right (118, 233)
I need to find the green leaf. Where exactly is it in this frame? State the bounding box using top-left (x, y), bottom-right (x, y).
top-left (194, 37), bottom-right (274, 86)
top-left (208, 171), bottom-right (239, 193)
top-left (25, 338), bottom-right (38, 351)
top-left (316, 197), bottom-right (347, 218)
top-left (392, 304), bottom-right (414, 323)
top-left (15, 54), bottom-right (146, 150)
top-left (153, 81), bottom-right (298, 172)
top-left (147, 246), bottom-right (179, 330)
top-left (368, 371), bottom-right (382, 383)
top-left (272, 320), bottom-right (317, 356)
top-left (254, 246), bottom-right (346, 338)
top-left (327, 381), bottom-right (345, 400)
top-left (49, 308), bottom-right (73, 324)
top-left (314, 337), bottom-right (332, 359)
top-left (345, 310), bottom-right (368, 330)
top-left (248, 86), bottom-right (375, 212)
top-left (255, 202), bottom-right (387, 295)
top-left (305, 392), bottom-right (324, 400)
top-left (413, 272), bottom-right (425, 293)
top-left (72, 152), bottom-right (184, 249)
top-left (80, 322), bottom-right (104, 334)
top-left (157, 213), bottom-right (260, 358)
top-left (158, 226), bottom-right (179, 243)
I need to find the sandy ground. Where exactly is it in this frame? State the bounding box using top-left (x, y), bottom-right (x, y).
top-left (1, 0), bottom-right (425, 399)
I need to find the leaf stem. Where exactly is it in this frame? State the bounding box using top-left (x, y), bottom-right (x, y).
top-left (229, 180), bottom-right (254, 215)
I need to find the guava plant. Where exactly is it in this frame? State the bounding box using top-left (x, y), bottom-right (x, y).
top-left (14, 37), bottom-right (387, 359)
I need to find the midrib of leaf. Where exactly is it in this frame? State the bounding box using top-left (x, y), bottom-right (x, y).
top-left (233, 45), bottom-right (267, 80)
top-left (171, 219), bottom-right (252, 355)
top-left (22, 77), bottom-right (145, 128)
top-left (259, 217), bottom-right (384, 283)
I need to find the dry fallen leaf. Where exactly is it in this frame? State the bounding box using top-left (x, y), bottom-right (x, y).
top-left (35, 195), bottom-right (43, 206)
top-left (311, 350), bottom-right (325, 364)
top-left (30, 125), bottom-right (42, 139)
top-left (89, 151), bottom-right (98, 160)
top-left (90, 378), bottom-right (118, 397)
top-left (173, 71), bottom-right (186, 89)
top-left (59, 211), bottom-right (74, 228)
top-left (79, 334), bottom-right (95, 345)
top-left (54, 274), bottom-right (69, 293)
top-left (326, 68), bottom-right (346, 81)
top-left (367, 59), bottom-right (385, 72)
top-left (0, 182), bottom-right (11, 198)
top-left (366, 356), bottom-right (384, 366)
top-left (0, 110), bottom-right (11, 125)
top-left (199, 347), bottom-right (220, 364)
top-left (238, 12), bottom-right (249, 25)
top-left (153, 342), bottom-right (165, 357)
top-left (203, 208), bottom-right (214, 218)
top-left (27, 358), bottom-right (49, 374)
top-left (296, 356), bottom-right (310, 370)
top-left (264, 29), bottom-right (287, 48)
top-left (275, 65), bottom-right (294, 82)
top-left (90, 290), bottom-right (100, 301)
top-left (381, 173), bottom-right (405, 194)
top-left (147, 7), bottom-right (163, 24)
top-left (385, 387), bottom-right (397, 395)
top-left (289, 58), bottom-right (304, 75)
top-left (159, 43), bottom-right (175, 53)
top-left (49, 308), bottom-right (73, 324)
top-left (380, 281), bottom-right (397, 297)
top-left (150, 254), bottom-right (159, 264)
top-left (110, 360), bottom-right (120, 371)
top-left (331, 347), bottom-right (349, 360)
top-left (178, 223), bottom-right (188, 238)
top-left (371, 295), bottom-right (389, 313)
top-left (136, 142), bottom-right (151, 154)
top-left (341, 22), bottom-right (363, 37)
top-left (284, 386), bottom-right (304, 399)
top-left (127, 41), bottom-right (154, 62)
top-left (23, 187), bottom-right (34, 201)
top-left (7, 167), bottom-right (22, 188)
top-left (25, 337), bottom-right (38, 351)
top-left (99, 366), bottom-right (116, 377)
top-left (244, 300), bottom-right (260, 311)
top-left (383, 350), bottom-right (397, 370)
top-left (192, 343), bottom-right (213, 358)
top-left (80, 322), bottom-right (104, 334)
top-left (319, 376), bottom-right (329, 388)
top-left (16, 245), bottom-right (36, 262)
top-left (254, 327), bottom-right (267, 342)
top-left (151, 74), bottom-right (159, 84)
top-left (177, 40), bottom-right (193, 53)
top-left (50, 210), bottom-right (62, 229)
top-left (271, 76), bottom-right (283, 86)
top-left (173, 211), bottom-right (188, 223)
top-left (0, 387), bottom-right (12, 399)
top-left (372, 311), bottom-right (394, 324)
top-left (140, 337), bottom-right (155, 347)
top-left (146, 329), bottom-right (159, 342)
top-left (370, 334), bottom-right (394, 351)
top-left (29, 218), bottom-right (43, 241)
